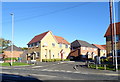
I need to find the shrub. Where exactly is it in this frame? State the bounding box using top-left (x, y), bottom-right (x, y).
top-left (63, 59), bottom-right (70, 61)
top-left (54, 59), bottom-right (61, 61)
top-left (4, 58), bottom-right (18, 61)
top-left (42, 59), bottom-right (47, 62)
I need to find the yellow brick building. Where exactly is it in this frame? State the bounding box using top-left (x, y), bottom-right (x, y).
top-left (27, 31), bottom-right (70, 62)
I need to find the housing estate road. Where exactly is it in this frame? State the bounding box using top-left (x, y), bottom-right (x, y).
top-left (0, 61), bottom-right (120, 80)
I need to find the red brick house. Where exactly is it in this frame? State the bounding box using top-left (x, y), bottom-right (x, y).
top-left (4, 45), bottom-right (23, 58)
top-left (104, 22), bottom-right (120, 57)
top-left (69, 40), bottom-right (98, 60)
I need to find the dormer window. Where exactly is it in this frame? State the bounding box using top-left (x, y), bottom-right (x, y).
top-left (35, 42), bottom-right (37, 46)
top-left (28, 44), bottom-right (30, 48)
top-left (31, 43), bottom-right (33, 47)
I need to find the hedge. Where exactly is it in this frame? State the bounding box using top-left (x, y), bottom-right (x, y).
top-left (4, 58), bottom-right (18, 61)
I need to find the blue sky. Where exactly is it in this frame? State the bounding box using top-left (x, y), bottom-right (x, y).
top-left (2, 2), bottom-right (119, 47)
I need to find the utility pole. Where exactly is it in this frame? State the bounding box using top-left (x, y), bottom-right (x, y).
top-left (10, 13), bottom-right (14, 66)
top-left (113, 0), bottom-right (118, 72)
top-left (109, 0), bottom-right (118, 72)
top-left (109, 0), bottom-right (115, 65)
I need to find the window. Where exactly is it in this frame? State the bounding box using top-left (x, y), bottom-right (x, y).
top-left (31, 43), bottom-right (33, 47)
top-left (117, 50), bottom-right (120, 56)
top-left (82, 47), bottom-right (85, 50)
top-left (36, 52), bottom-right (40, 57)
top-left (28, 44), bottom-right (30, 47)
top-left (28, 44), bottom-right (32, 47)
top-left (52, 43), bottom-right (55, 47)
top-left (94, 48), bottom-right (97, 51)
top-left (36, 52), bottom-right (40, 58)
top-left (87, 48), bottom-right (89, 50)
top-left (106, 36), bottom-right (111, 41)
top-left (59, 44), bottom-right (62, 48)
top-left (65, 44), bottom-right (68, 48)
top-left (35, 42), bottom-right (37, 46)
top-left (37, 42), bottom-right (40, 45)
top-left (33, 43), bottom-right (35, 46)
top-left (116, 35), bottom-right (119, 42)
top-left (43, 43), bottom-right (48, 47)
top-left (90, 48), bottom-right (92, 50)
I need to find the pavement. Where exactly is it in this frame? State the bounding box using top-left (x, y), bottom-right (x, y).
top-left (0, 61), bottom-right (120, 80)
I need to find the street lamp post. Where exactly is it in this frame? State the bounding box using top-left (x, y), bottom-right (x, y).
top-left (113, 0), bottom-right (118, 72)
top-left (10, 13), bottom-right (14, 66)
top-left (109, 0), bottom-right (118, 72)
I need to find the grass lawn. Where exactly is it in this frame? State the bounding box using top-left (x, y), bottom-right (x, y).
top-left (89, 64), bottom-right (120, 71)
top-left (0, 62), bottom-right (31, 66)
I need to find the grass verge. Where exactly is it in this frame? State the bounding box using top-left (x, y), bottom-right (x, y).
top-left (0, 62), bottom-right (31, 66)
top-left (89, 64), bottom-right (120, 71)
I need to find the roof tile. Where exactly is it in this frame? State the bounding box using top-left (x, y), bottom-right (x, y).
top-left (28, 31), bottom-right (49, 44)
top-left (54, 36), bottom-right (70, 45)
top-left (93, 44), bottom-right (105, 50)
top-left (104, 22), bottom-right (120, 37)
top-left (28, 31), bottom-right (70, 45)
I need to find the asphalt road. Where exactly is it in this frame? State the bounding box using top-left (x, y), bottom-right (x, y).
top-left (0, 61), bottom-right (119, 81)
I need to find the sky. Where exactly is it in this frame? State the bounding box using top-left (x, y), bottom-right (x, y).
top-left (2, 2), bottom-right (119, 47)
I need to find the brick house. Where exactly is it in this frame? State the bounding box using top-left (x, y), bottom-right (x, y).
top-left (104, 22), bottom-right (120, 57)
top-left (69, 40), bottom-right (98, 60)
top-left (27, 31), bottom-right (70, 62)
top-left (92, 44), bottom-right (106, 57)
top-left (4, 45), bottom-right (23, 58)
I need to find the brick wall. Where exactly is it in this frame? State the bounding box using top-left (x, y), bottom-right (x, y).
top-left (69, 49), bottom-right (80, 57)
top-left (106, 41), bottom-right (120, 56)
top-left (4, 51), bottom-right (23, 58)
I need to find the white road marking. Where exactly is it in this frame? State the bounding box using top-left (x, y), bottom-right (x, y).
top-left (66, 71), bottom-right (72, 72)
top-left (32, 66), bottom-right (43, 68)
top-left (54, 70), bottom-right (59, 71)
top-left (29, 74), bottom-right (57, 77)
top-left (60, 70), bottom-right (66, 72)
top-left (74, 71), bottom-right (80, 73)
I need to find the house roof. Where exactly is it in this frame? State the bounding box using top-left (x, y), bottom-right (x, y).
top-left (104, 22), bottom-right (120, 37)
top-left (28, 31), bottom-right (49, 44)
top-left (101, 45), bottom-right (106, 49)
top-left (54, 36), bottom-right (70, 45)
top-left (92, 44), bottom-right (105, 50)
top-left (71, 40), bottom-right (97, 48)
top-left (4, 45), bottom-right (23, 51)
top-left (28, 31), bottom-right (70, 45)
